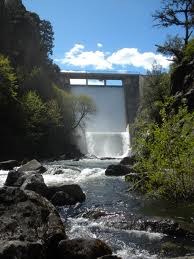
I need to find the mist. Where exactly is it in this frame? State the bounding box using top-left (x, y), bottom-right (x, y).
top-left (72, 86), bottom-right (130, 157)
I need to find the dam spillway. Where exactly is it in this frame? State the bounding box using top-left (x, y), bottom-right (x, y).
top-left (61, 72), bottom-right (143, 157)
top-left (71, 85), bottom-right (126, 132)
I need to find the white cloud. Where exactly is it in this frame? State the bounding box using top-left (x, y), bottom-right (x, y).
top-left (108, 48), bottom-right (170, 70)
top-left (61, 69), bottom-right (86, 73)
top-left (97, 43), bottom-right (103, 48)
top-left (57, 44), bottom-right (171, 71)
top-left (58, 44), bottom-right (112, 70)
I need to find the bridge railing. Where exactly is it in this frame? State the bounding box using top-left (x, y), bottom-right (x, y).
top-left (62, 69), bottom-right (141, 75)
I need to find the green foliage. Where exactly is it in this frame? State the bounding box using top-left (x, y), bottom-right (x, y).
top-left (22, 90), bottom-right (62, 136)
top-left (184, 38), bottom-right (194, 61)
top-left (0, 0), bottom-right (98, 159)
top-left (21, 91), bottom-right (63, 155)
top-left (132, 99), bottom-right (194, 201)
top-left (46, 99), bottom-right (62, 126)
top-left (22, 66), bottom-right (53, 99)
top-left (170, 37), bottom-right (194, 95)
top-left (0, 54), bottom-right (20, 126)
top-left (0, 55), bottom-right (18, 103)
top-left (21, 91), bottom-right (47, 139)
top-left (39, 20), bottom-right (54, 57)
top-left (129, 0), bottom-right (194, 204)
top-left (139, 64), bottom-right (170, 124)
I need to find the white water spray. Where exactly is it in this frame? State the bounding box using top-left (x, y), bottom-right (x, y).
top-left (72, 85), bottom-right (130, 158)
top-left (86, 131), bottom-right (130, 158)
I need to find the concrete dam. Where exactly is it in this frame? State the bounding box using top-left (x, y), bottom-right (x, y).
top-left (61, 72), bottom-right (143, 157)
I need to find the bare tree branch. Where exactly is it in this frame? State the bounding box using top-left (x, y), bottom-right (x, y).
top-left (153, 0), bottom-right (194, 46)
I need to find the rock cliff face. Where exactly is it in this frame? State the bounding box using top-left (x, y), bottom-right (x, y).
top-left (4, 0), bottom-right (25, 10)
top-left (0, 0), bottom-right (42, 72)
top-left (171, 59), bottom-right (194, 110)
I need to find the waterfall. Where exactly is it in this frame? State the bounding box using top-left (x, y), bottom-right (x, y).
top-left (72, 85), bottom-right (130, 158)
top-left (86, 132), bottom-right (130, 158)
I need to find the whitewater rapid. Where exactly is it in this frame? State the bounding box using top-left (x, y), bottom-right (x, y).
top-left (42, 159), bottom-right (165, 259)
top-left (1, 159), bottom-right (192, 258)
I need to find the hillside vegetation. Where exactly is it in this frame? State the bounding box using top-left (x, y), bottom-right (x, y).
top-left (0, 0), bottom-right (95, 160)
top-left (128, 0), bottom-right (194, 202)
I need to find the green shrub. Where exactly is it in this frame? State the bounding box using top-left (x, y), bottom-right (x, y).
top-left (132, 99), bottom-right (194, 201)
top-left (0, 54), bottom-right (18, 104)
top-left (184, 38), bottom-right (194, 61)
top-left (139, 64), bottom-right (170, 124)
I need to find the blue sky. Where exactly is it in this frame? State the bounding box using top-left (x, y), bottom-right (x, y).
top-left (22, 0), bottom-right (181, 73)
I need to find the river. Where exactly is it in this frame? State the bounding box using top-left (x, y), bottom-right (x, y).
top-left (1, 158), bottom-right (194, 258)
top-left (43, 158), bottom-right (194, 258)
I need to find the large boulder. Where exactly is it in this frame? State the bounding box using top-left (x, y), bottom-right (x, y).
top-left (4, 170), bottom-right (26, 187)
top-left (105, 164), bottom-right (132, 176)
top-left (0, 187), bottom-right (66, 259)
top-left (58, 238), bottom-right (112, 259)
top-left (20, 173), bottom-right (48, 198)
top-left (160, 241), bottom-right (189, 257)
top-left (50, 191), bottom-right (75, 206)
top-left (0, 240), bottom-right (44, 259)
top-left (0, 160), bottom-right (19, 170)
top-left (4, 171), bottom-right (86, 206)
top-left (4, 170), bottom-right (48, 198)
top-left (18, 159), bottom-right (46, 174)
top-left (47, 184), bottom-right (86, 206)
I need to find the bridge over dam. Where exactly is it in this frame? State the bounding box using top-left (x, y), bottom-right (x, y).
top-left (61, 72), bottom-right (144, 157)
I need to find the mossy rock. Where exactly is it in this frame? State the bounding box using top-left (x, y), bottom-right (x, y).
top-left (160, 242), bottom-right (188, 257)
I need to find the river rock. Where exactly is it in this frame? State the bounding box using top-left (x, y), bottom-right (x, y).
top-left (105, 214), bottom-right (194, 238)
top-left (4, 170), bottom-right (26, 187)
top-left (18, 159), bottom-right (46, 173)
top-left (120, 155), bottom-right (136, 165)
top-left (4, 170), bottom-right (48, 198)
top-left (50, 191), bottom-right (75, 206)
top-left (0, 240), bottom-right (44, 259)
top-left (47, 184), bottom-right (86, 205)
top-left (160, 241), bottom-right (189, 257)
top-left (58, 238), bottom-right (112, 259)
top-left (59, 148), bottom-right (84, 160)
top-left (105, 164), bottom-right (132, 176)
top-left (0, 187), bottom-right (66, 259)
top-left (98, 256), bottom-right (122, 259)
top-left (53, 169), bottom-right (64, 175)
top-left (0, 159), bottom-right (19, 170)
top-left (20, 173), bottom-right (48, 197)
top-left (82, 210), bottom-right (109, 220)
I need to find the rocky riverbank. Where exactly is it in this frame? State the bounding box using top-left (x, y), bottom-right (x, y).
top-left (0, 159), bottom-right (119, 259)
top-left (1, 158), bottom-right (194, 258)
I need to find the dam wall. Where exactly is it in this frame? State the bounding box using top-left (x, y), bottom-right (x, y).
top-left (61, 72), bottom-right (142, 130)
top-left (71, 85), bottom-right (126, 132)
top-left (60, 72), bottom-right (143, 157)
